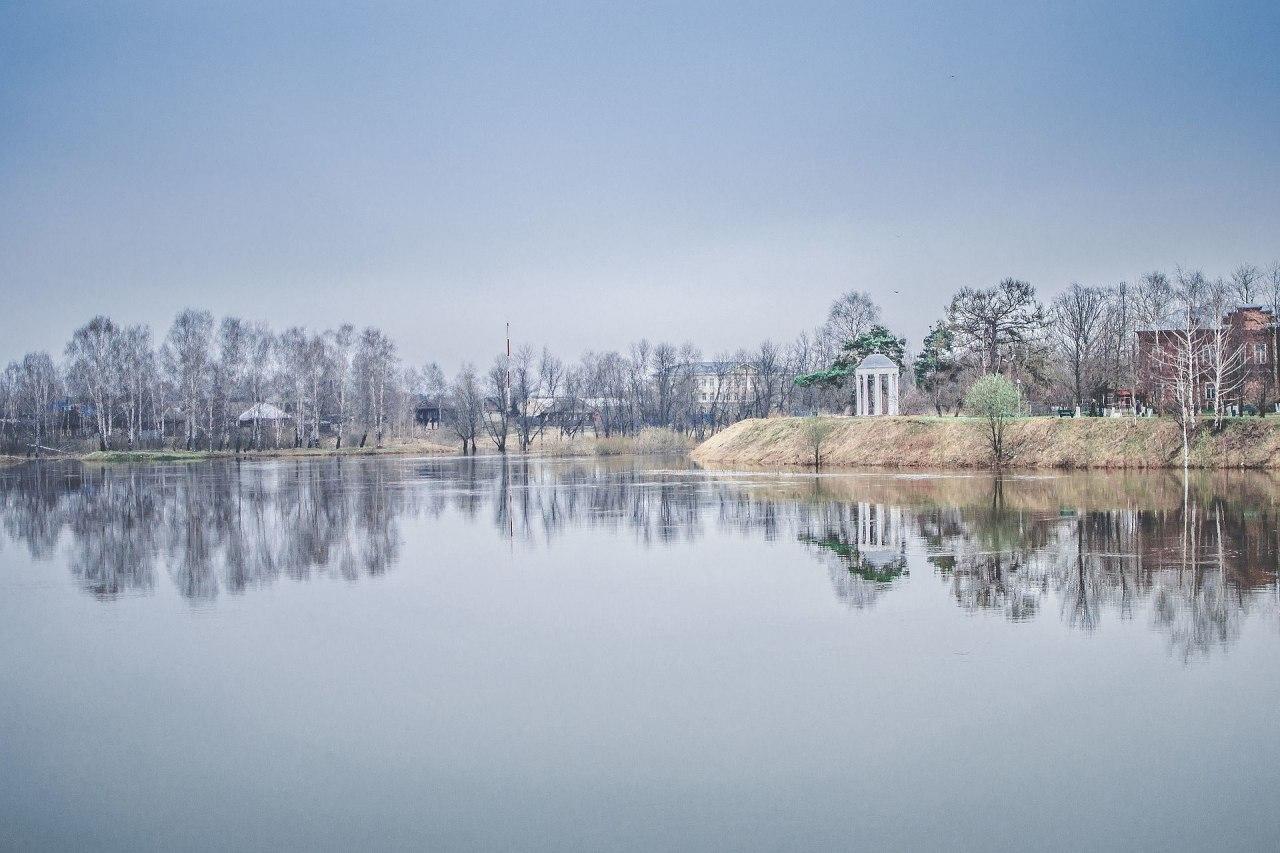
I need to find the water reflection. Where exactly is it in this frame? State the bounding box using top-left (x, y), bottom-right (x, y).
top-left (799, 502), bottom-right (910, 609)
top-left (0, 457), bottom-right (1276, 658)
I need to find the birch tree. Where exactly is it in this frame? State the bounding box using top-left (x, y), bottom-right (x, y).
top-left (20, 352), bottom-right (60, 448)
top-left (211, 317), bottom-right (248, 450)
top-left (327, 324), bottom-right (355, 448)
top-left (65, 316), bottom-right (122, 449)
top-left (1204, 277), bottom-right (1246, 427)
top-left (242, 322), bottom-right (274, 449)
top-left (1150, 269), bottom-right (1208, 468)
top-left (120, 325), bottom-right (154, 448)
top-left (354, 327), bottom-right (396, 446)
top-left (820, 290), bottom-right (881, 353)
top-left (163, 309), bottom-right (213, 450)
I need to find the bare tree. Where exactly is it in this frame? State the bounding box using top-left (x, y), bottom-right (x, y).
top-left (1, 362), bottom-right (22, 451)
top-left (209, 317), bottom-right (248, 450)
top-left (1265, 262), bottom-right (1280, 415)
top-left (303, 331), bottom-right (330, 447)
top-left (1050, 283), bottom-right (1107, 410)
top-left (946, 278), bottom-right (1047, 380)
top-left (1135, 271), bottom-right (1175, 413)
top-left (354, 327), bottom-right (396, 446)
top-left (242, 322), bottom-right (274, 449)
top-left (802, 416), bottom-right (833, 469)
top-left (1100, 281), bottom-right (1135, 408)
top-left (163, 309), bottom-right (213, 450)
top-left (65, 316), bottom-right (122, 449)
top-left (483, 354), bottom-right (511, 451)
top-left (447, 362), bottom-right (483, 453)
top-left (20, 352), bottom-right (59, 449)
top-left (1204, 277), bottom-right (1246, 428)
top-left (327, 324), bottom-right (354, 448)
top-left (276, 327), bottom-right (310, 447)
top-left (1149, 269), bottom-right (1208, 468)
top-left (119, 325), bottom-right (154, 448)
top-left (750, 340), bottom-right (785, 418)
top-left (1230, 263), bottom-right (1262, 306)
top-left (509, 344), bottom-right (540, 451)
top-left (820, 290), bottom-right (881, 352)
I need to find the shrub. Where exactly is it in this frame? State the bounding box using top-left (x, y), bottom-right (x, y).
top-left (964, 374), bottom-right (1020, 466)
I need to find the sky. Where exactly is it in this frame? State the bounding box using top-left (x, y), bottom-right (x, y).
top-left (2, 1), bottom-right (1278, 371)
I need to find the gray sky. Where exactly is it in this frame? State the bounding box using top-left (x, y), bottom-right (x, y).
top-left (2, 1), bottom-right (1278, 370)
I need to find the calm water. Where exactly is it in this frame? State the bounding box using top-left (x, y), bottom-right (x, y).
top-left (1, 455), bottom-right (1278, 851)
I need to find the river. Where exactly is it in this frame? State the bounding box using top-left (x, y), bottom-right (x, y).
top-left (1, 455), bottom-right (1277, 850)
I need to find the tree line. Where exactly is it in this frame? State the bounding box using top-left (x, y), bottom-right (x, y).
top-left (4, 260), bottom-right (1277, 454)
top-left (802, 262), bottom-right (1280, 421)
top-left (2, 311), bottom-right (410, 453)
top-left (0, 309), bottom-right (840, 454)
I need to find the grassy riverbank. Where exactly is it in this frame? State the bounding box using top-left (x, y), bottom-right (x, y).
top-left (691, 415), bottom-right (1280, 470)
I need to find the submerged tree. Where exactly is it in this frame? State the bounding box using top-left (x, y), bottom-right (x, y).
top-left (802, 415), bottom-right (833, 469)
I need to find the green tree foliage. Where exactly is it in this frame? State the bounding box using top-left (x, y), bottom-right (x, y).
top-left (964, 374), bottom-right (1021, 466)
top-left (913, 321), bottom-right (962, 414)
top-left (794, 324), bottom-right (906, 390)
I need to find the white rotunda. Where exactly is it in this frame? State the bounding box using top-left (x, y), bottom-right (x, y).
top-left (854, 353), bottom-right (899, 416)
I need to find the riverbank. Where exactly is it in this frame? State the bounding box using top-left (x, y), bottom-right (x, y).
top-left (76, 439), bottom-right (457, 464)
top-left (691, 415), bottom-right (1280, 470)
top-left (33, 427), bottom-right (694, 464)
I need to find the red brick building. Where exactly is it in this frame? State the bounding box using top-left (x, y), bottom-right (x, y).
top-left (1135, 306), bottom-right (1277, 414)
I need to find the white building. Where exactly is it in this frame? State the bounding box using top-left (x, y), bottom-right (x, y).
top-left (682, 361), bottom-right (759, 411)
top-left (854, 353), bottom-right (900, 416)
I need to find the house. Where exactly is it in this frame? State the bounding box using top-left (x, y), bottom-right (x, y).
top-left (1135, 306), bottom-right (1276, 413)
top-left (237, 403), bottom-right (293, 428)
top-left (413, 395), bottom-right (450, 429)
top-left (676, 361), bottom-right (759, 412)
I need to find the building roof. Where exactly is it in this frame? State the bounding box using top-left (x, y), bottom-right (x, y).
top-left (669, 360), bottom-right (755, 375)
top-left (238, 403), bottom-right (290, 422)
top-left (857, 353), bottom-right (896, 370)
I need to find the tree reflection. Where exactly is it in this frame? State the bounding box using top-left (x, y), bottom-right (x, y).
top-left (0, 459), bottom-right (414, 601)
top-left (0, 458), bottom-right (1275, 658)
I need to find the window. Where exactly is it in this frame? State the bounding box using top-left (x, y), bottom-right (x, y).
top-left (1255, 343), bottom-right (1269, 364)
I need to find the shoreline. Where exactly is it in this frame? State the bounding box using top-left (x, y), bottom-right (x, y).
top-left (690, 415), bottom-right (1280, 470)
top-left (59, 442), bottom-right (459, 464)
top-left (9, 427), bottom-right (696, 465)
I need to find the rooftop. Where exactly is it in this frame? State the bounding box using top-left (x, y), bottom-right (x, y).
top-left (857, 353), bottom-right (896, 370)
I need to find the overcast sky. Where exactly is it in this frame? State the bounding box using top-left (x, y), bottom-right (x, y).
top-left (2, 1), bottom-right (1278, 371)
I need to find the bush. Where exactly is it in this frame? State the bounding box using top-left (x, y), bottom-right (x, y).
top-left (965, 374), bottom-right (1020, 466)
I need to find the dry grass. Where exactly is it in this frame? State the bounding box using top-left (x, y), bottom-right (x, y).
top-left (691, 415), bottom-right (1280, 470)
top-left (533, 427), bottom-right (695, 457)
